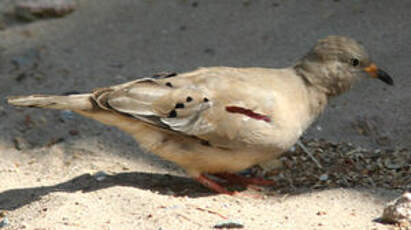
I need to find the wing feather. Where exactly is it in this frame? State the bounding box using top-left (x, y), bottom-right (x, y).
top-left (92, 76), bottom-right (214, 135)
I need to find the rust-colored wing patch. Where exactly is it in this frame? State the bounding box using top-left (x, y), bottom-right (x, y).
top-left (225, 106), bottom-right (271, 123)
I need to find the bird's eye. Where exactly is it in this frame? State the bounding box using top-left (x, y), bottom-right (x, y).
top-left (351, 58), bottom-right (360, 67)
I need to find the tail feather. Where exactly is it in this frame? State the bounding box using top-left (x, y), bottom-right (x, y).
top-left (7, 94), bottom-right (94, 110)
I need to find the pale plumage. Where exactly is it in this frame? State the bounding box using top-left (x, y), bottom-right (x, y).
top-left (7, 36), bottom-right (393, 195)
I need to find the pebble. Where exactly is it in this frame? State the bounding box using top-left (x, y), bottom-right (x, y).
top-left (0, 217), bottom-right (9, 228)
top-left (383, 158), bottom-right (402, 169)
top-left (214, 220), bottom-right (244, 229)
top-left (60, 110), bottom-right (74, 121)
top-left (13, 136), bottom-right (31, 150)
top-left (319, 174), bottom-right (329, 181)
top-left (15, 0), bottom-right (77, 21)
top-left (94, 171), bottom-right (108, 181)
top-left (382, 192), bottom-right (411, 225)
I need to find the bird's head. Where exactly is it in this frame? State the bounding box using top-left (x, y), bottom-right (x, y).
top-left (295, 36), bottom-right (393, 96)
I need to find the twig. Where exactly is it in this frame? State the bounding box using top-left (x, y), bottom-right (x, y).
top-left (297, 140), bottom-right (323, 169)
top-left (192, 206), bottom-right (228, 219)
top-left (176, 213), bottom-right (203, 227)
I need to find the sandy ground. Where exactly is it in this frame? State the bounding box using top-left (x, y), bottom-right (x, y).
top-left (0, 143), bottom-right (404, 230)
top-left (0, 0), bottom-right (410, 229)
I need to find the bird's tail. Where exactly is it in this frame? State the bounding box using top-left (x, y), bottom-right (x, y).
top-left (7, 94), bottom-right (94, 110)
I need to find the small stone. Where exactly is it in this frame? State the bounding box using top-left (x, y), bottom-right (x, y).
top-left (94, 171), bottom-right (108, 181)
top-left (384, 158), bottom-right (402, 169)
top-left (214, 220), bottom-right (244, 229)
top-left (319, 174), bottom-right (329, 181)
top-left (373, 149), bottom-right (381, 154)
top-left (0, 217), bottom-right (9, 228)
top-left (60, 110), bottom-right (74, 121)
top-left (13, 137), bottom-right (31, 150)
top-left (381, 192), bottom-right (411, 224)
top-left (15, 0), bottom-right (77, 21)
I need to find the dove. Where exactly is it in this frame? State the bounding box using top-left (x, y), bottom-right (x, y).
top-left (7, 36), bottom-right (393, 195)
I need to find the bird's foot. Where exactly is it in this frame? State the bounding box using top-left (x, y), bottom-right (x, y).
top-left (195, 174), bottom-right (234, 195)
top-left (195, 173), bottom-right (274, 197)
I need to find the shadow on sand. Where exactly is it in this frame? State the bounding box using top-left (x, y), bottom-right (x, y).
top-left (0, 172), bottom-right (220, 211)
top-left (0, 168), bottom-right (401, 212)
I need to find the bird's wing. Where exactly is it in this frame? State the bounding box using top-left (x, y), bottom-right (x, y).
top-left (92, 71), bottom-right (216, 136)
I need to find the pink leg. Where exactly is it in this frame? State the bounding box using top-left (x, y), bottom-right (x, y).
top-left (195, 174), bottom-right (234, 195)
top-left (213, 172), bottom-right (275, 186)
top-left (195, 174), bottom-right (265, 198)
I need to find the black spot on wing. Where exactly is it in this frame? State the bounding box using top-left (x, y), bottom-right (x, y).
top-left (168, 110), bottom-right (177, 118)
top-left (175, 103), bottom-right (185, 109)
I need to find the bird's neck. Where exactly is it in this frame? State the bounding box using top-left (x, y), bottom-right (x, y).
top-left (293, 60), bottom-right (356, 97)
